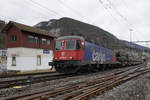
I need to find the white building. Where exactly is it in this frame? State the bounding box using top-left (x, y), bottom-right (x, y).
top-left (2, 21), bottom-right (55, 71)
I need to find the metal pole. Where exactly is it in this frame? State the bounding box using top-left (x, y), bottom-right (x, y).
top-left (130, 29), bottom-right (133, 44)
top-left (129, 29), bottom-right (133, 60)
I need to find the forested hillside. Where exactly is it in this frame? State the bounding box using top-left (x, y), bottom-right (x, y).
top-left (35, 17), bottom-right (126, 49)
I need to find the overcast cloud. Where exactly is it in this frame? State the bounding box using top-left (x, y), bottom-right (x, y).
top-left (0, 0), bottom-right (150, 47)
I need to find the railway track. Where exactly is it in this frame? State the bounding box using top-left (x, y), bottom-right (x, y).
top-left (2, 65), bottom-right (148, 100)
top-left (0, 65), bottom-right (141, 90)
top-left (0, 73), bottom-right (73, 89)
top-left (0, 71), bottom-right (55, 78)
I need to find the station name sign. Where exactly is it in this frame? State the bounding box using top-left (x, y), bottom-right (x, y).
top-left (43, 50), bottom-right (50, 54)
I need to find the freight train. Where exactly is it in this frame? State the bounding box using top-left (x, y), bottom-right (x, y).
top-left (49, 36), bottom-right (142, 74)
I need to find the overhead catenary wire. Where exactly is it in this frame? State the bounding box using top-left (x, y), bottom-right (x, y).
top-left (0, 1), bottom-right (145, 43)
top-left (29, 0), bottom-right (62, 17)
top-left (98, 0), bottom-right (121, 25)
top-left (106, 0), bottom-right (132, 27)
top-left (120, 0), bottom-right (129, 9)
top-left (1, 0), bottom-right (96, 26)
top-left (98, 0), bottom-right (133, 29)
top-left (0, 0), bottom-right (60, 24)
top-left (57, 0), bottom-right (95, 25)
top-left (24, 0), bottom-right (54, 19)
top-left (106, 0), bottom-right (143, 41)
top-left (98, 0), bottom-right (144, 43)
top-left (21, 1), bottom-right (150, 48)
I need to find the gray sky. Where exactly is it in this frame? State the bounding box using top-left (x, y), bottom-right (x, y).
top-left (0, 0), bottom-right (150, 47)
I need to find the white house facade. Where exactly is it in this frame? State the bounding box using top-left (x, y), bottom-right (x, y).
top-left (7, 47), bottom-right (53, 71)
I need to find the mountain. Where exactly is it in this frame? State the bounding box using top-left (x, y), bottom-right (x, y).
top-left (35, 17), bottom-right (125, 49)
top-left (0, 20), bottom-right (6, 49)
top-left (0, 17), bottom-right (148, 52)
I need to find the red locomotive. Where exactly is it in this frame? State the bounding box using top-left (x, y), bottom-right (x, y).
top-left (49, 36), bottom-right (142, 74)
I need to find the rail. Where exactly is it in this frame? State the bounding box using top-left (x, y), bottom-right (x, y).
top-left (2, 65), bottom-right (148, 100)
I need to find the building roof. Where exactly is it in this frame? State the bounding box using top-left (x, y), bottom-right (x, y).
top-left (2, 21), bottom-right (55, 38)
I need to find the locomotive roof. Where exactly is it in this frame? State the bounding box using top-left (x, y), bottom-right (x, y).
top-left (57, 36), bottom-right (85, 40)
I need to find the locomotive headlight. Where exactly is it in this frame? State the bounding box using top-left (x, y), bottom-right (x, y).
top-left (69, 57), bottom-right (73, 59)
top-left (81, 42), bottom-right (84, 45)
top-left (55, 57), bottom-right (58, 60)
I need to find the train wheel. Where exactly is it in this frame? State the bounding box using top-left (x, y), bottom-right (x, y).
top-left (55, 65), bottom-right (80, 74)
top-left (64, 66), bottom-right (80, 74)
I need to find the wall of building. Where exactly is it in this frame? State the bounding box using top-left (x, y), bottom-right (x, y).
top-left (5, 24), bottom-right (55, 71)
top-left (6, 26), bottom-right (55, 50)
top-left (6, 26), bottom-right (22, 48)
top-left (7, 47), bottom-right (53, 71)
top-left (22, 31), bottom-right (54, 50)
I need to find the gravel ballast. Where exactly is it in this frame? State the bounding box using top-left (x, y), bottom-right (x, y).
top-left (1, 65), bottom-right (149, 100)
top-left (92, 71), bottom-right (150, 100)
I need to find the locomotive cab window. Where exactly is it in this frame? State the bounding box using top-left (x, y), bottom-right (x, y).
top-left (76, 40), bottom-right (81, 50)
top-left (56, 41), bottom-right (62, 50)
top-left (65, 40), bottom-right (75, 50)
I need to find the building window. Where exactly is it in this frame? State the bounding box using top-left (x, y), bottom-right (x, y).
top-left (47, 40), bottom-right (50, 45)
top-left (12, 56), bottom-right (16, 66)
top-left (28, 35), bottom-right (35, 43)
top-left (37, 55), bottom-right (41, 65)
top-left (42, 38), bottom-right (50, 45)
top-left (56, 41), bottom-right (62, 50)
top-left (42, 38), bottom-right (47, 44)
top-left (35, 37), bottom-right (39, 44)
top-left (10, 35), bottom-right (17, 42)
top-left (76, 40), bottom-right (81, 50)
